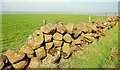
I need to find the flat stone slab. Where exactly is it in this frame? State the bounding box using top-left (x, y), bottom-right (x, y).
top-left (6, 50), bottom-right (26, 64)
top-left (12, 60), bottom-right (28, 69)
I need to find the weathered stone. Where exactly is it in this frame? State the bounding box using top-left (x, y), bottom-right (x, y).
top-left (76, 23), bottom-right (88, 32)
top-left (2, 65), bottom-right (14, 70)
top-left (55, 47), bottom-right (62, 52)
top-left (72, 45), bottom-right (85, 56)
top-left (86, 26), bottom-right (92, 33)
top-left (44, 34), bottom-right (52, 42)
top-left (87, 24), bottom-right (97, 31)
top-left (73, 23), bottom-right (87, 38)
top-left (107, 22), bottom-right (113, 29)
top-left (42, 52), bottom-right (60, 64)
top-left (71, 45), bottom-right (79, 52)
top-left (42, 53), bottom-right (53, 64)
top-left (20, 44), bottom-right (34, 55)
top-left (55, 22), bottom-right (67, 34)
top-left (117, 16), bottom-right (120, 21)
top-left (65, 24), bottom-right (74, 34)
top-left (87, 33), bottom-right (99, 38)
top-left (73, 30), bottom-right (82, 38)
top-left (88, 33), bottom-right (99, 41)
top-left (62, 43), bottom-right (72, 59)
top-left (27, 54), bottom-right (34, 58)
top-left (112, 16), bottom-right (119, 21)
top-left (45, 42), bottom-right (53, 50)
top-left (85, 37), bottom-right (95, 43)
top-left (109, 47), bottom-right (118, 60)
top-left (83, 38), bottom-right (87, 44)
top-left (94, 21), bottom-right (105, 28)
top-left (6, 50), bottom-right (25, 64)
top-left (48, 48), bottom-right (57, 56)
top-left (42, 20), bottom-right (47, 25)
top-left (0, 54), bottom-right (7, 64)
top-left (12, 60), bottom-right (28, 69)
top-left (35, 46), bottom-right (46, 60)
top-left (53, 32), bottom-right (63, 40)
top-left (0, 54), bottom-right (7, 70)
top-left (28, 57), bottom-right (40, 68)
top-left (48, 47), bottom-right (61, 58)
top-left (80, 24), bottom-right (89, 33)
top-left (0, 62), bottom-right (4, 70)
top-left (53, 40), bottom-right (63, 47)
top-left (63, 33), bottom-right (72, 43)
top-left (81, 44), bottom-right (88, 49)
top-left (84, 33), bottom-right (93, 39)
top-left (110, 21), bottom-right (117, 27)
top-left (106, 17), bottom-right (112, 22)
top-left (96, 29), bottom-right (106, 37)
top-left (71, 33), bottom-right (84, 46)
top-left (28, 30), bottom-right (44, 49)
top-left (106, 16), bottom-right (118, 22)
top-left (106, 21), bottom-right (116, 28)
top-left (101, 29), bottom-right (107, 36)
top-left (73, 24), bottom-right (82, 38)
top-left (40, 23), bottom-right (56, 34)
top-left (74, 23), bottom-right (81, 30)
top-left (83, 37), bottom-right (95, 44)
top-left (71, 45), bottom-right (85, 55)
top-left (71, 39), bottom-right (83, 46)
top-left (103, 21), bottom-right (109, 27)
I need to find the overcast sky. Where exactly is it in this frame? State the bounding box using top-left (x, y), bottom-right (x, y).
top-left (1, 0), bottom-right (119, 15)
top-left (1, 0), bottom-right (119, 2)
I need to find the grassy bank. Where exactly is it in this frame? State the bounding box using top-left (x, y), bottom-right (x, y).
top-left (1, 14), bottom-right (118, 68)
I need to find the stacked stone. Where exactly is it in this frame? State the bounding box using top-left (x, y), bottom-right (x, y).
top-left (0, 16), bottom-right (119, 69)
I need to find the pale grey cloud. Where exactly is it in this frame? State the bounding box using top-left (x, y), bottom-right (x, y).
top-left (1, 1), bottom-right (118, 15)
top-left (2, 0), bottom-right (120, 2)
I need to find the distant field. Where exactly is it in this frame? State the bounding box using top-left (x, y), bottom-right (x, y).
top-left (2, 14), bottom-right (104, 52)
top-left (1, 14), bottom-right (118, 68)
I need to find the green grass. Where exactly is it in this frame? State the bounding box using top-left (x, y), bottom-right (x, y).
top-left (59, 25), bottom-right (118, 68)
top-left (1, 14), bottom-right (118, 68)
top-left (1, 14), bottom-right (104, 53)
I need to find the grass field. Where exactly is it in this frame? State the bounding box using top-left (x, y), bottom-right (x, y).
top-left (1, 14), bottom-right (118, 68)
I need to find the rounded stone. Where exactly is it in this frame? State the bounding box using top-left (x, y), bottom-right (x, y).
top-left (6, 50), bottom-right (26, 64)
top-left (20, 44), bottom-right (34, 55)
top-left (35, 46), bottom-right (47, 60)
top-left (28, 30), bottom-right (44, 49)
top-left (53, 32), bottom-right (63, 41)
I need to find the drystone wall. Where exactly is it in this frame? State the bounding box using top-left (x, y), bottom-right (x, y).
top-left (0, 16), bottom-right (120, 69)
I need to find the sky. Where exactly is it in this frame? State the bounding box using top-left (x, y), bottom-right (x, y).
top-left (1, 0), bottom-right (120, 2)
top-left (0, 0), bottom-right (119, 15)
